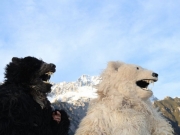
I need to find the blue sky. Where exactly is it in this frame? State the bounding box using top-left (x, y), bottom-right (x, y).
top-left (0, 0), bottom-right (180, 99)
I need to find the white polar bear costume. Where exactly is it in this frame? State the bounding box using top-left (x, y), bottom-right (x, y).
top-left (75, 61), bottom-right (173, 135)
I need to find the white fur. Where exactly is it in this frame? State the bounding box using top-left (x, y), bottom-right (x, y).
top-left (75, 61), bottom-right (173, 135)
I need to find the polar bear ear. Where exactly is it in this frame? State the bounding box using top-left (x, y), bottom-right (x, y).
top-left (107, 61), bottom-right (123, 71)
top-left (12, 57), bottom-right (21, 65)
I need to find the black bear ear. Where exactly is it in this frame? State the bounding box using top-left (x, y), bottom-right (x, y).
top-left (12, 57), bottom-right (20, 64)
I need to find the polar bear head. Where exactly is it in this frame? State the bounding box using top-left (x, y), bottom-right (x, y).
top-left (97, 61), bottom-right (158, 101)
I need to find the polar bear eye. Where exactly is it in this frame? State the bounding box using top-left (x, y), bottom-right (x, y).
top-left (137, 67), bottom-right (139, 70)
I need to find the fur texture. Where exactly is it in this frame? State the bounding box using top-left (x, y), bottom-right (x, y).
top-left (75, 61), bottom-right (173, 135)
top-left (0, 56), bottom-right (70, 135)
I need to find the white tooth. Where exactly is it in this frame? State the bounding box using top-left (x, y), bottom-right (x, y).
top-left (148, 82), bottom-right (154, 90)
top-left (45, 72), bottom-right (53, 75)
top-left (142, 88), bottom-right (147, 90)
top-left (43, 81), bottom-right (50, 84)
top-left (49, 72), bottom-right (53, 75)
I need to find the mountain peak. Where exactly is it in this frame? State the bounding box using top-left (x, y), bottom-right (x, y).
top-left (77, 75), bottom-right (100, 86)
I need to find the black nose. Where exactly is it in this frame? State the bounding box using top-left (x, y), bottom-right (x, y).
top-left (50, 63), bottom-right (56, 68)
top-left (152, 72), bottom-right (158, 77)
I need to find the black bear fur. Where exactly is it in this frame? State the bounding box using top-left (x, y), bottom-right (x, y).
top-left (0, 56), bottom-right (70, 135)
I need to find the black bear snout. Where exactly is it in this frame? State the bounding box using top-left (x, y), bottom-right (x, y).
top-left (152, 72), bottom-right (158, 77)
top-left (50, 63), bottom-right (56, 68)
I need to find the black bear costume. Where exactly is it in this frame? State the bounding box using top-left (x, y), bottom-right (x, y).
top-left (0, 56), bottom-right (70, 135)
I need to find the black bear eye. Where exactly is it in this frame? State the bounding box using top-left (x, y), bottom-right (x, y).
top-left (137, 67), bottom-right (139, 70)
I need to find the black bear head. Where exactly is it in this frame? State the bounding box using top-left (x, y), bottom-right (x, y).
top-left (4, 56), bottom-right (56, 93)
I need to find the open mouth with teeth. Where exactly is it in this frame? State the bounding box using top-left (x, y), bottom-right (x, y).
top-left (136, 79), bottom-right (156, 91)
top-left (40, 72), bottom-right (54, 84)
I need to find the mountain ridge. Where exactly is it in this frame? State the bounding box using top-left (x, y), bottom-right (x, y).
top-left (154, 97), bottom-right (180, 135)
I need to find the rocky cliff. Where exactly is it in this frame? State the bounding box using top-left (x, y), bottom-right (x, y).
top-left (154, 97), bottom-right (180, 135)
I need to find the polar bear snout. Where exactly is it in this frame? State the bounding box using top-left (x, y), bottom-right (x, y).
top-left (152, 72), bottom-right (158, 77)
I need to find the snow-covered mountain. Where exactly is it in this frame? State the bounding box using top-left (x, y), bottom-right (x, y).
top-left (48, 75), bottom-right (158, 134)
top-left (48, 75), bottom-right (101, 103)
top-left (48, 75), bottom-right (101, 135)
